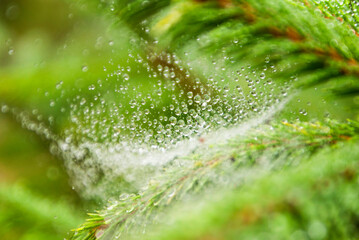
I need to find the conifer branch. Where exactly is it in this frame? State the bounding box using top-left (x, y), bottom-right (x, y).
top-left (70, 1), bottom-right (359, 239)
top-left (71, 120), bottom-right (359, 239)
top-left (114, 0), bottom-right (359, 99)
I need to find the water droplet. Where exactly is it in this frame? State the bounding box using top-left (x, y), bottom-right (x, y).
top-left (82, 65), bottom-right (88, 72)
top-left (123, 73), bottom-right (130, 81)
top-left (56, 81), bottom-right (63, 90)
top-left (260, 72), bottom-right (266, 79)
top-left (187, 92), bottom-right (193, 99)
top-left (1, 105), bottom-right (9, 113)
top-left (194, 95), bottom-right (201, 104)
top-left (8, 48), bottom-right (15, 55)
top-left (80, 98), bottom-right (86, 105)
top-left (169, 116), bottom-right (177, 126)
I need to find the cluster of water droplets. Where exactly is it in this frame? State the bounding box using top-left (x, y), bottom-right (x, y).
top-left (1, 32), bottom-right (291, 198)
top-left (59, 43), bottom-right (292, 197)
top-left (311, 0), bottom-right (359, 31)
top-left (67, 50), bottom-right (289, 150)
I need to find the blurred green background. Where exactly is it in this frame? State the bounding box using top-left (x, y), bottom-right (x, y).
top-left (0, 0), bottom-right (357, 239)
top-left (0, 0), bottom-right (119, 239)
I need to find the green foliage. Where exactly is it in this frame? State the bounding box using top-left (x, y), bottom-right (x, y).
top-left (151, 139), bottom-right (359, 240)
top-left (2, 0), bottom-right (359, 239)
top-left (116, 0), bottom-right (359, 105)
top-left (72, 120), bottom-right (359, 239)
top-left (69, 0), bottom-right (359, 239)
top-left (0, 184), bottom-right (83, 240)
